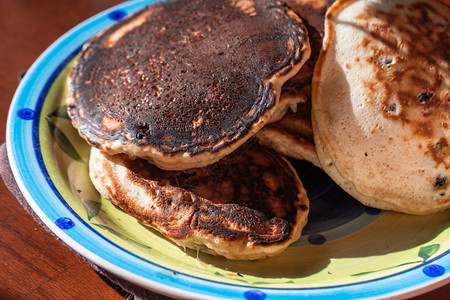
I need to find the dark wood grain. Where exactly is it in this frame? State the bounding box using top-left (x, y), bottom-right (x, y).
top-left (0, 1), bottom-right (133, 299)
top-left (0, 1), bottom-right (448, 299)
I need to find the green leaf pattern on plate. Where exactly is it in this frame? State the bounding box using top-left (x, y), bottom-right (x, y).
top-left (418, 244), bottom-right (440, 262)
top-left (47, 105), bottom-right (70, 119)
top-left (46, 117), bottom-right (85, 163)
top-left (38, 58), bottom-right (450, 289)
top-left (352, 244), bottom-right (441, 276)
top-left (82, 200), bottom-right (102, 221)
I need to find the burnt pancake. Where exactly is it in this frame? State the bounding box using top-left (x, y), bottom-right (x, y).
top-left (257, 101), bottom-right (321, 167)
top-left (312, 0), bottom-right (450, 214)
top-left (280, 0), bottom-right (329, 103)
top-left (89, 143), bottom-right (309, 260)
top-left (67, 0), bottom-right (311, 171)
top-left (257, 0), bottom-right (329, 167)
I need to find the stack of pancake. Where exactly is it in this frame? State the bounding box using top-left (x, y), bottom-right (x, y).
top-left (67, 0), bottom-right (450, 260)
top-left (68, 0), bottom-right (312, 260)
top-left (257, 0), bottom-right (329, 168)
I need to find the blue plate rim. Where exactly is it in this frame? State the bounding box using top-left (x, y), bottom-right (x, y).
top-left (6, 0), bottom-right (449, 299)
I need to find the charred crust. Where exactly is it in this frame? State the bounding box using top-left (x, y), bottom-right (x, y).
top-left (281, 4), bottom-right (324, 100)
top-left (111, 143), bottom-right (307, 245)
top-left (434, 176), bottom-right (448, 189)
top-left (418, 92), bottom-right (434, 103)
top-left (85, 135), bottom-right (101, 148)
top-left (68, 0), bottom-right (309, 155)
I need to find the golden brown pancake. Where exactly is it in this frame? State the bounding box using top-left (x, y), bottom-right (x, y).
top-left (312, 0), bottom-right (450, 214)
top-left (89, 142), bottom-right (309, 260)
top-left (257, 0), bottom-right (329, 167)
top-left (67, 0), bottom-right (311, 171)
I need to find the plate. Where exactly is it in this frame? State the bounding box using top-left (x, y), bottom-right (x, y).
top-left (6, 0), bottom-right (450, 299)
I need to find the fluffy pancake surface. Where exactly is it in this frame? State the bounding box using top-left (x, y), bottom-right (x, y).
top-left (312, 0), bottom-right (450, 214)
top-left (89, 143), bottom-right (309, 260)
top-left (67, 0), bottom-right (310, 170)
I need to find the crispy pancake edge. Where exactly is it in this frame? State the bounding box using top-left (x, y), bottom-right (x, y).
top-left (89, 146), bottom-right (309, 260)
top-left (257, 0), bottom-right (328, 166)
top-left (67, 0), bottom-right (311, 171)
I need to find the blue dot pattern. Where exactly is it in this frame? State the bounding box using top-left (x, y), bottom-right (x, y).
top-left (55, 217), bottom-right (75, 229)
top-left (308, 233), bottom-right (327, 245)
top-left (423, 264), bottom-right (445, 277)
top-left (244, 290), bottom-right (266, 300)
top-left (364, 206), bottom-right (383, 215)
top-left (17, 108), bottom-right (36, 120)
top-left (108, 10), bottom-right (127, 21)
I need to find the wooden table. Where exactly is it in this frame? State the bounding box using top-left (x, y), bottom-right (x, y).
top-left (0, 1), bottom-right (448, 299)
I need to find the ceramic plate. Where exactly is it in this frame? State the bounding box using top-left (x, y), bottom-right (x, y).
top-left (7, 0), bottom-right (450, 299)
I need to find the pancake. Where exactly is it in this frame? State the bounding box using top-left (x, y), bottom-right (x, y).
top-left (67, 0), bottom-right (311, 171)
top-left (312, 0), bottom-right (450, 214)
top-left (257, 101), bottom-right (321, 167)
top-left (257, 0), bottom-right (329, 167)
top-left (89, 143), bottom-right (309, 260)
top-left (280, 0), bottom-right (329, 103)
